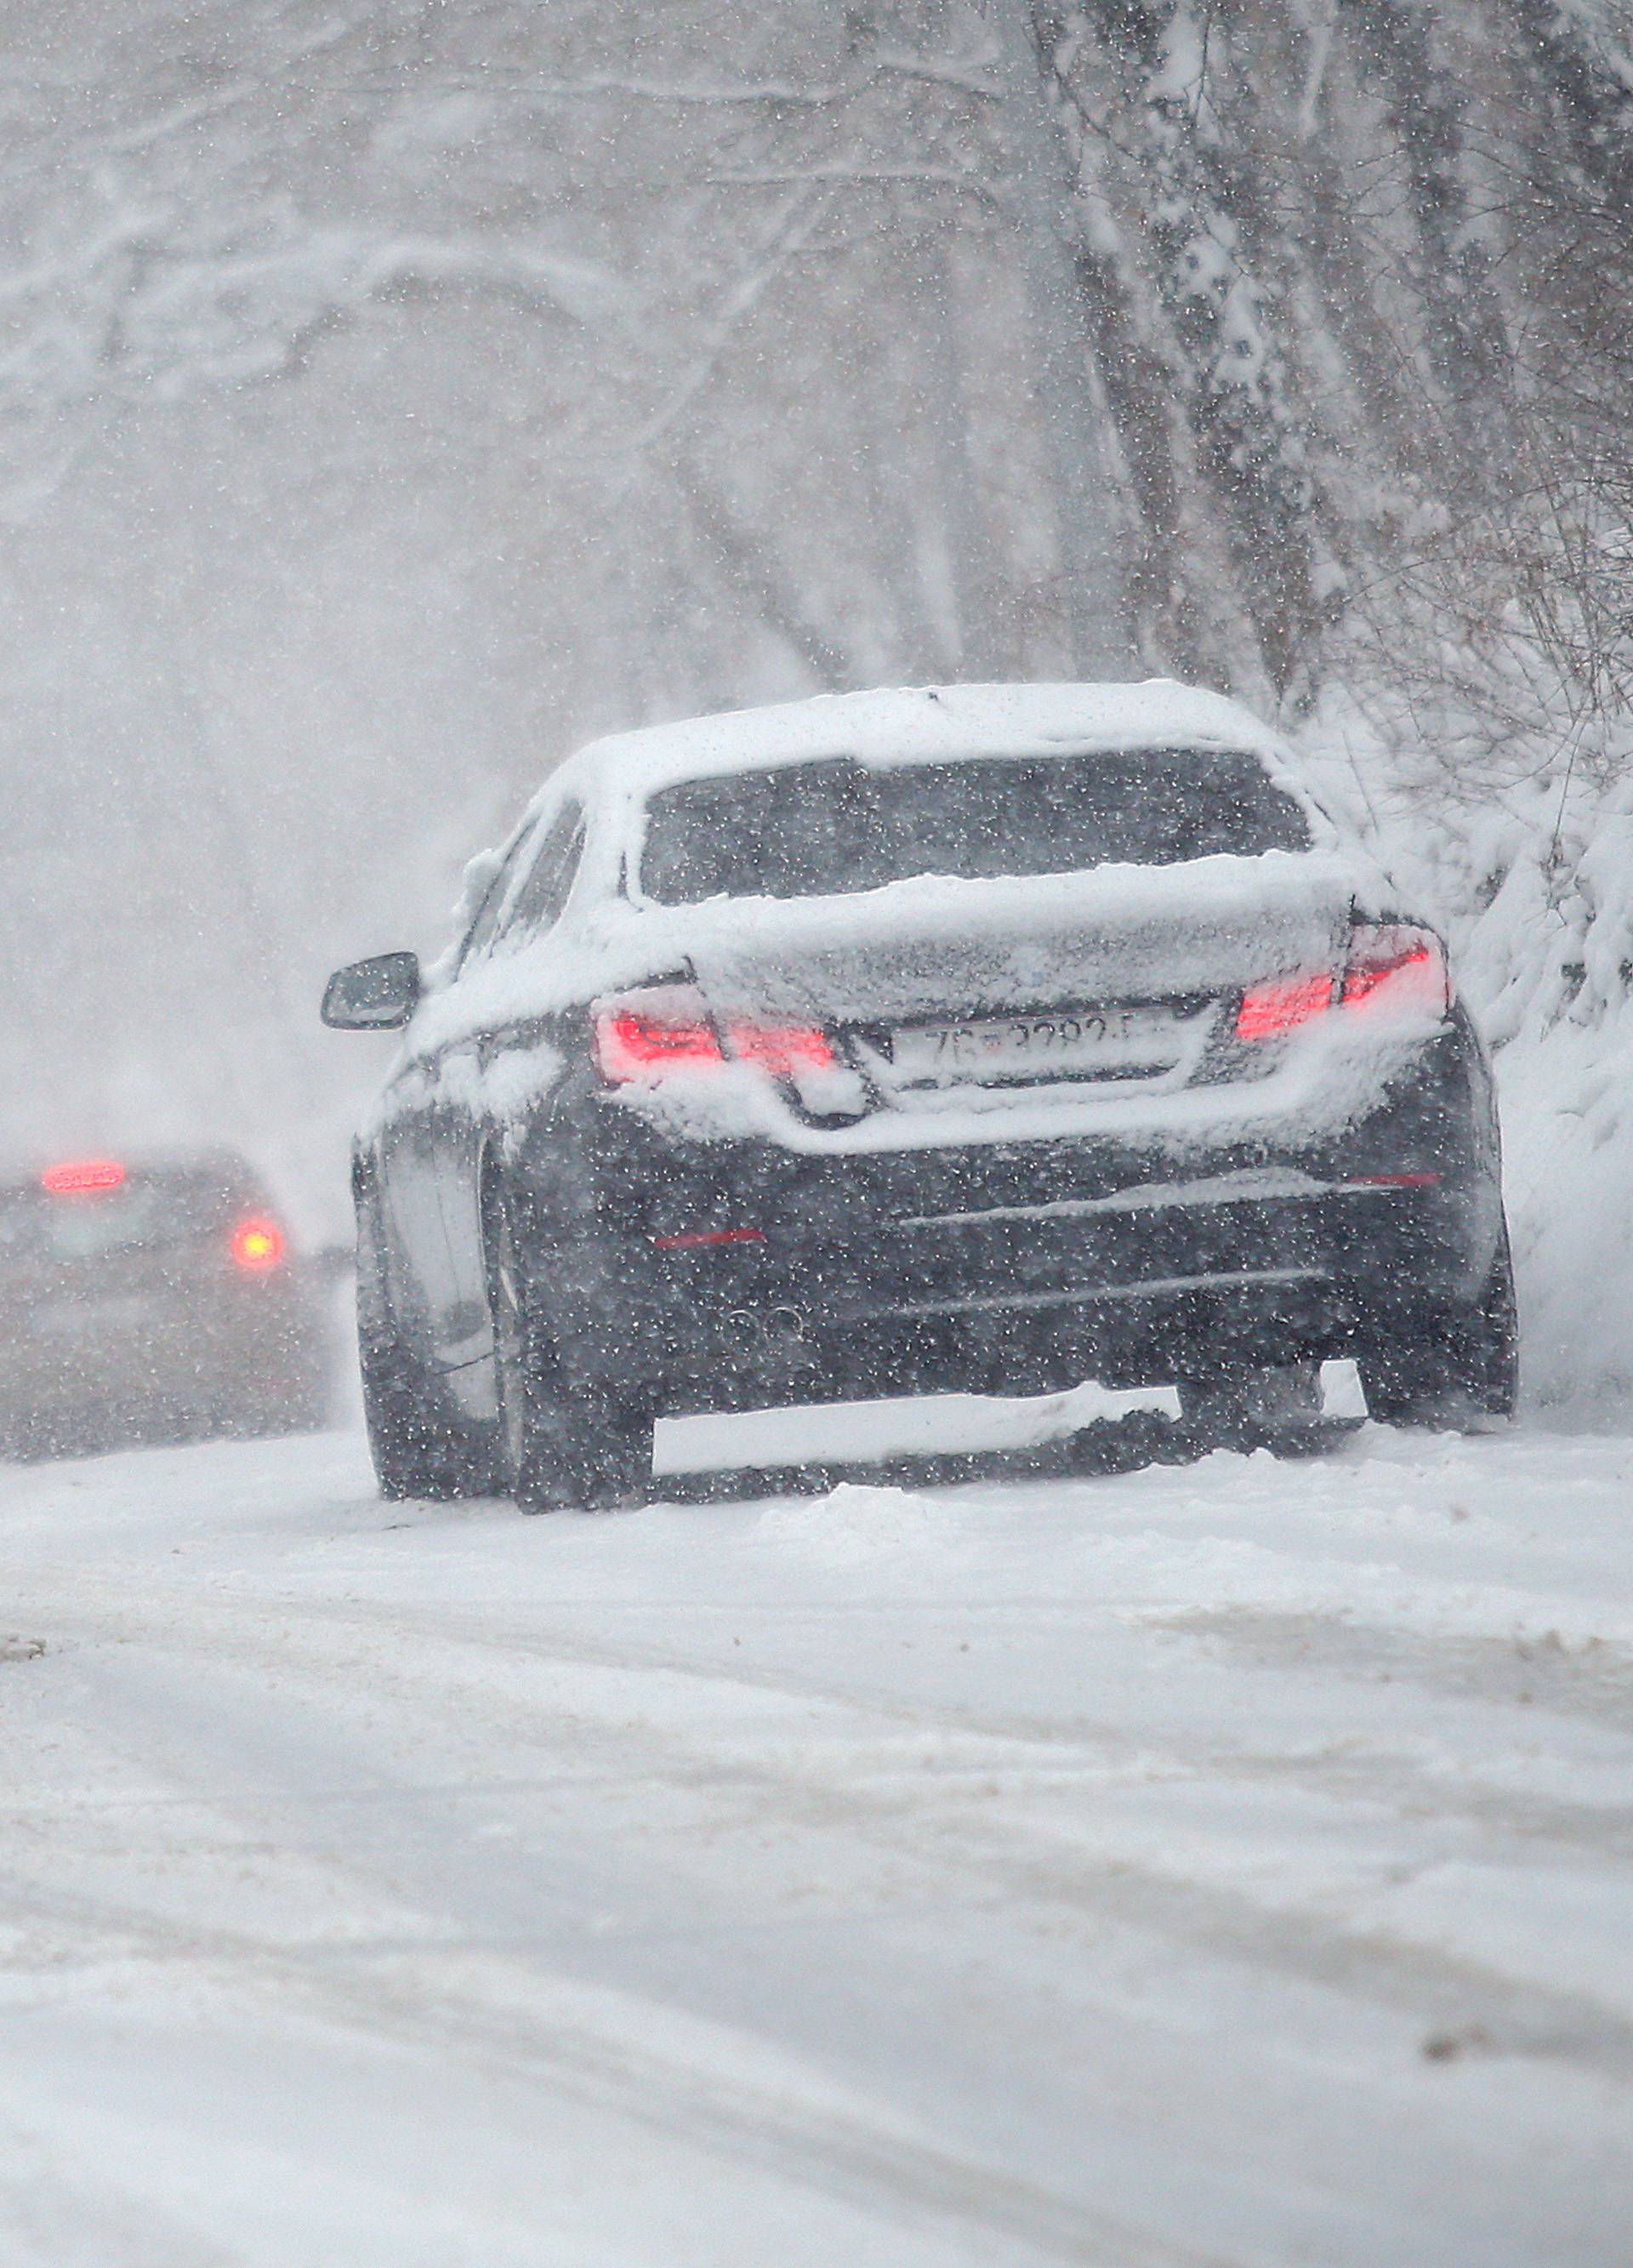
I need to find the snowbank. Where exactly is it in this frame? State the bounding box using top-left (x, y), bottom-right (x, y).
top-left (1295, 700), bottom-right (1633, 1405)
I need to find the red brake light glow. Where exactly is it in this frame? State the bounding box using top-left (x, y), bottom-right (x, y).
top-left (41, 1158), bottom-right (127, 1196)
top-left (1235, 972), bottom-right (1334, 1043)
top-left (1340, 928), bottom-right (1450, 1019)
top-left (1237, 926), bottom-right (1450, 1044)
top-left (595, 1011), bottom-right (725, 1083)
top-left (230, 1217), bottom-right (286, 1272)
top-left (595, 1004), bottom-right (836, 1085)
top-left (727, 1023), bottom-right (837, 1074)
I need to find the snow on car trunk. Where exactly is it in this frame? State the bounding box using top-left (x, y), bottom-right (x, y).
top-left (672, 854), bottom-right (1358, 1038)
top-left (590, 850), bottom-right (1415, 1162)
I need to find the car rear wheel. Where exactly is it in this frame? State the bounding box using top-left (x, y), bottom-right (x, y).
top-left (1359, 1232), bottom-right (1518, 1429)
top-left (489, 1196), bottom-right (657, 1513)
top-left (357, 1228), bottom-right (503, 1501)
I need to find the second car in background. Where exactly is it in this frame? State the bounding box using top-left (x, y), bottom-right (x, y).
top-left (0, 1148), bottom-right (334, 1457)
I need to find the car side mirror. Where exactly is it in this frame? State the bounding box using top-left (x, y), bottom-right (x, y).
top-left (321, 951), bottom-right (421, 1031)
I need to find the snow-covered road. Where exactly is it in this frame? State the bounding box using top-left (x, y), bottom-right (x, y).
top-left (3, 1409), bottom-right (1630, 2265)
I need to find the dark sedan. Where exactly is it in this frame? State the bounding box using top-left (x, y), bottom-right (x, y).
top-left (323, 681), bottom-right (1515, 1509)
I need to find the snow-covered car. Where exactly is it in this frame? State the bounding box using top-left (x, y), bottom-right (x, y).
top-left (0, 1148), bottom-right (333, 1455)
top-left (323, 681), bottom-right (1515, 1508)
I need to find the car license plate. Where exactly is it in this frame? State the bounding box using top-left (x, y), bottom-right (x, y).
top-left (890, 1007), bottom-right (1180, 1085)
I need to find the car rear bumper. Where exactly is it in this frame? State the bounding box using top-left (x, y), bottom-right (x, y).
top-left (515, 1023), bottom-right (1505, 1416)
top-left (617, 1172), bottom-right (1497, 1411)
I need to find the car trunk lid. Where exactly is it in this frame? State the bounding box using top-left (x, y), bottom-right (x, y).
top-left (669, 855), bottom-right (1355, 1105)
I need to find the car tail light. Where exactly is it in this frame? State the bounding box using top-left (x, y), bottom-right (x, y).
top-left (1340, 924), bottom-right (1451, 1020)
top-left (595, 1000), bottom-right (836, 1085)
top-left (230, 1217), bottom-right (286, 1272)
top-left (1235, 972), bottom-right (1334, 1043)
top-left (1237, 925), bottom-right (1450, 1044)
top-left (595, 1009), bottom-right (725, 1083)
top-left (41, 1158), bottom-right (127, 1195)
top-left (726, 1023), bottom-right (837, 1074)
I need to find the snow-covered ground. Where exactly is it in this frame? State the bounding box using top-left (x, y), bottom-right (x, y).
top-left (3, 1409), bottom-right (1631, 2266)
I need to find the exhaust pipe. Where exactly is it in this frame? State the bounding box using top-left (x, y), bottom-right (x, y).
top-left (769, 1306), bottom-right (817, 1365)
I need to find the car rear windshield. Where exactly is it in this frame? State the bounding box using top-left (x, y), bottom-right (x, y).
top-left (0, 1169), bottom-right (261, 1265)
top-left (637, 747), bottom-right (1312, 904)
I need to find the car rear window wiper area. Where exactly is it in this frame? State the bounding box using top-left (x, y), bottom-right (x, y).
top-left (637, 748), bottom-right (1312, 904)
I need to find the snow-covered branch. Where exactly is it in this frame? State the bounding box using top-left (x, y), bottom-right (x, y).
top-left (625, 191), bottom-right (837, 462)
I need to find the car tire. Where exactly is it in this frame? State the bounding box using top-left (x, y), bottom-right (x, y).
top-left (488, 1194), bottom-right (657, 1513)
top-left (1359, 1231), bottom-right (1518, 1429)
top-left (357, 1229), bottom-right (504, 1501)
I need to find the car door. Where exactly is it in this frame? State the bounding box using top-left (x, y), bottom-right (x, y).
top-left (367, 813), bottom-right (544, 1385)
top-left (411, 799), bottom-right (589, 1417)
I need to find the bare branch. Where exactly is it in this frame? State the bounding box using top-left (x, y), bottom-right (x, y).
top-left (623, 190), bottom-right (837, 464)
top-left (872, 42), bottom-right (1004, 99)
top-left (708, 163), bottom-right (1004, 209)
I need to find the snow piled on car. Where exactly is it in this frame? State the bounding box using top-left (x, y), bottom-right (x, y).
top-left (393, 678), bottom-right (1423, 1161)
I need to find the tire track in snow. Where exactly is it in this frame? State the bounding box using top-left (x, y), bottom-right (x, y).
top-left (14, 1581), bottom-right (1633, 2088)
top-left (0, 1876), bottom-right (1224, 2268)
top-left (0, 2124), bottom-right (236, 2268)
top-left (290, 1589), bottom-right (1633, 1855)
top-left (1156, 1607), bottom-right (1633, 1730)
top-left (9, 1436), bottom-right (1633, 2264)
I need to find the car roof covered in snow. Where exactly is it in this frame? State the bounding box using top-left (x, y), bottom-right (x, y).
top-left (435, 679), bottom-right (1346, 979)
top-left (548, 681), bottom-right (1312, 807)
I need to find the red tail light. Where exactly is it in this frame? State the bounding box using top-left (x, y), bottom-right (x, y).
top-left (1235, 972), bottom-right (1334, 1043)
top-left (595, 1010), bottom-right (724, 1083)
top-left (230, 1217), bottom-right (286, 1272)
top-left (41, 1158), bottom-right (127, 1196)
top-left (1340, 926), bottom-right (1451, 1020)
top-left (1237, 926), bottom-right (1449, 1044)
top-left (595, 1002), bottom-right (836, 1085)
top-left (727, 1023), bottom-right (837, 1074)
